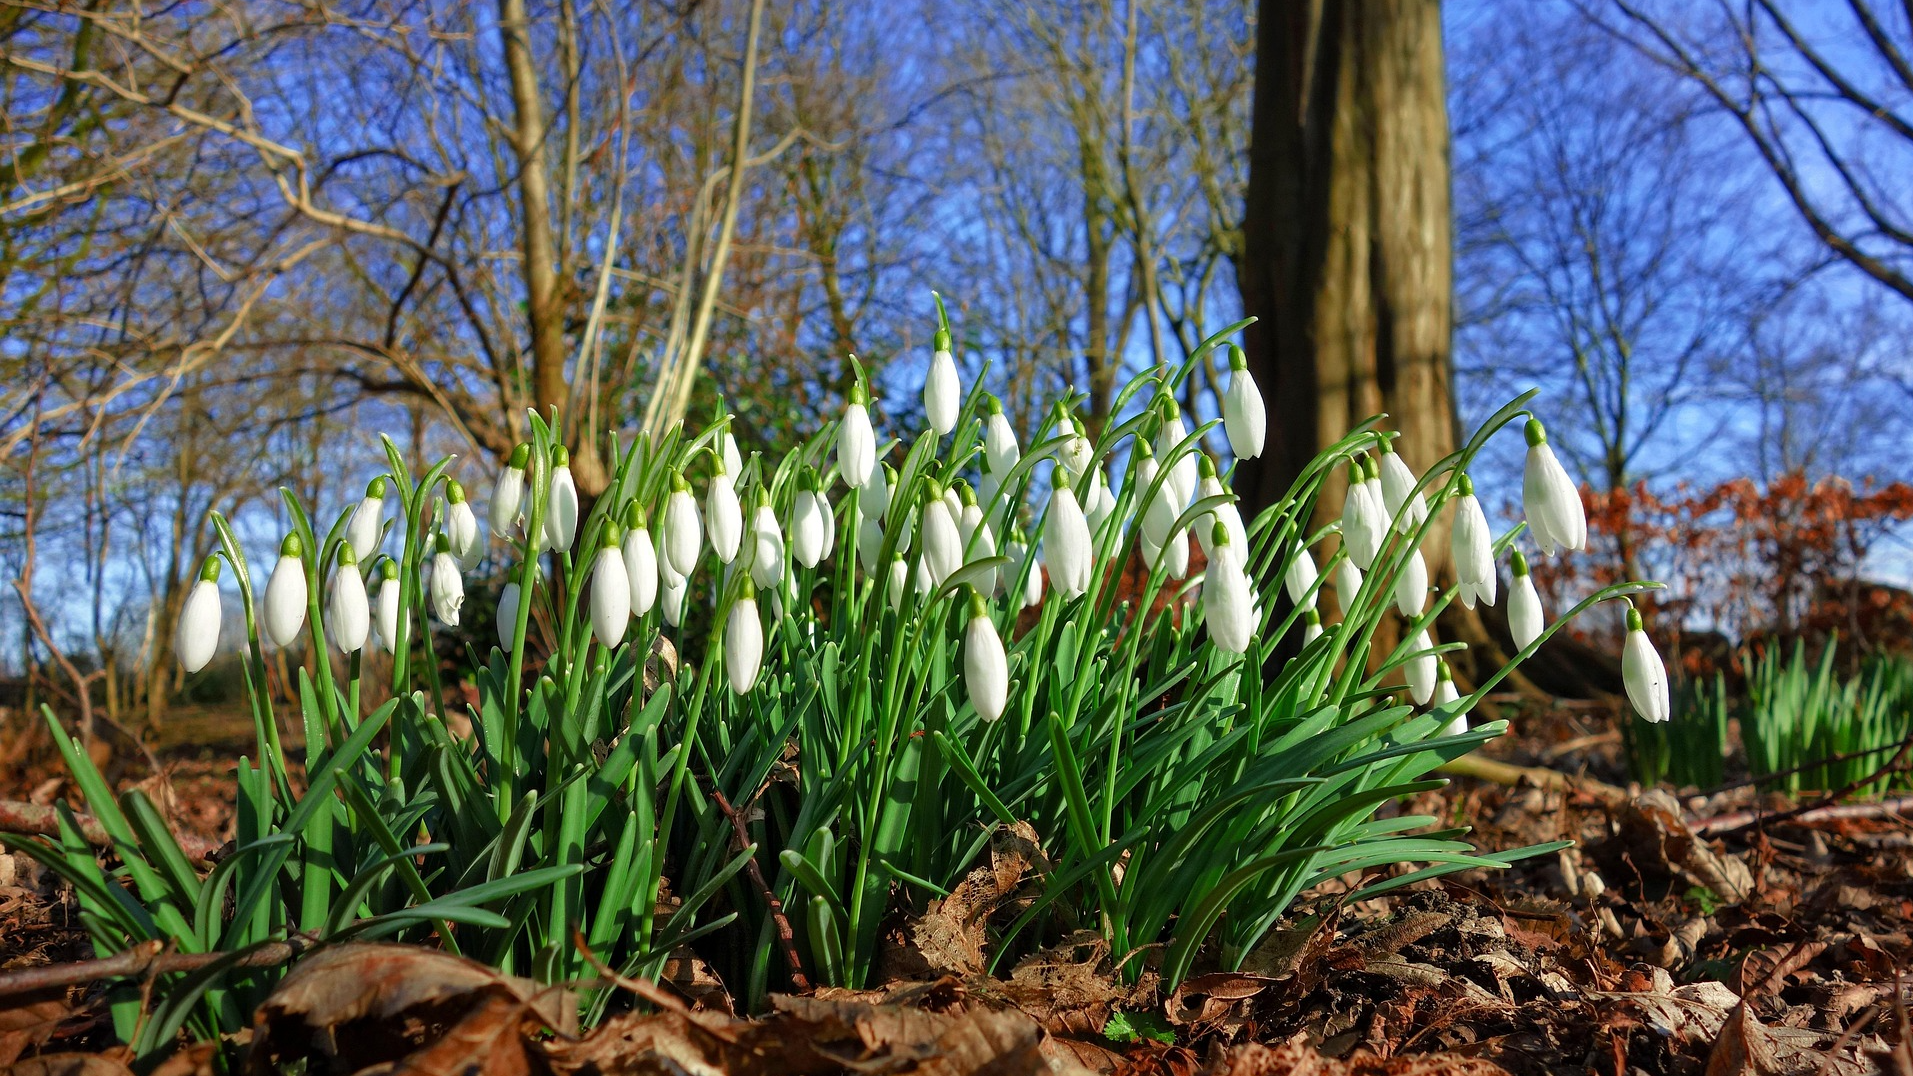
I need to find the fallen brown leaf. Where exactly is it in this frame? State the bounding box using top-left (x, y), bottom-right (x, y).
top-left (1, 1054), bottom-right (136, 1076)
top-left (0, 988), bottom-right (70, 1066)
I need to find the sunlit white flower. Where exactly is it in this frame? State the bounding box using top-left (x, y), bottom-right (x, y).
top-left (1203, 526), bottom-right (1256, 654)
top-left (589, 524), bottom-right (630, 647)
top-left (724, 584), bottom-right (764, 693)
top-left (496, 581), bottom-right (520, 652)
top-left (860, 458), bottom-right (893, 523)
top-left (838, 383), bottom-right (876, 489)
top-left (1394, 546), bottom-right (1428, 618)
top-left (706, 459), bottom-right (743, 564)
top-left (1334, 555), bottom-right (1363, 615)
top-left (1522, 418), bottom-right (1586, 557)
top-left (984, 394), bottom-right (1020, 475)
top-left (1086, 469), bottom-right (1115, 536)
top-left (1404, 627), bottom-right (1438, 705)
top-left (490, 444), bottom-right (530, 539)
top-left (1163, 528), bottom-right (1191, 579)
top-left (1044, 483), bottom-right (1092, 598)
top-left (546, 446), bottom-right (579, 553)
top-left (374, 558), bottom-right (400, 651)
top-left (918, 481), bottom-right (961, 589)
top-left (326, 545), bottom-right (370, 654)
top-left (1622, 603), bottom-right (1669, 723)
top-left (1194, 457), bottom-right (1248, 558)
top-left (1135, 446), bottom-right (1178, 549)
top-left (1058, 404), bottom-right (1095, 476)
top-left (1340, 460), bottom-right (1384, 570)
top-left (661, 568), bottom-right (688, 627)
top-left (964, 591), bottom-right (1008, 722)
top-left (662, 474), bottom-right (702, 578)
top-left (346, 477), bottom-right (388, 566)
top-left (622, 503), bottom-right (658, 616)
top-left (175, 557), bottom-right (222, 672)
top-left (430, 533), bottom-right (464, 626)
top-left (1156, 398), bottom-right (1197, 505)
top-left (719, 426), bottom-right (743, 482)
top-left (1283, 543), bottom-right (1318, 608)
top-left (263, 535), bottom-right (307, 648)
top-left (887, 554), bottom-right (909, 611)
top-left (791, 481), bottom-right (829, 570)
top-left (925, 329), bottom-right (960, 436)
top-left (1302, 607), bottom-right (1324, 646)
top-left (858, 513), bottom-right (886, 574)
top-left (446, 480), bottom-right (482, 569)
top-left (1377, 442), bottom-right (1429, 534)
top-left (818, 485), bottom-right (837, 561)
top-left (1451, 474), bottom-right (1496, 610)
top-left (750, 491), bottom-right (785, 590)
top-left (1509, 550), bottom-right (1544, 650)
top-left (942, 482), bottom-right (963, 523)
top-left (1434, 662), bottom-right (1466, 737)
top-left (1221, 344), bottom-right (1266, 460)
top-left (1008, 533), bottom-right (1043, 612)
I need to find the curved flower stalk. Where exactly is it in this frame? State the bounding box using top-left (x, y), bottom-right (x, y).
top-left (175, 557), bottom-right (223, 672)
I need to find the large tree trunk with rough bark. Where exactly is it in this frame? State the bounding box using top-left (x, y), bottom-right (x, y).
top-left (1234, 0), bottom-right (1457, 541)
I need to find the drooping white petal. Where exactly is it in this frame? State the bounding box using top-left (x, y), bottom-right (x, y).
top-left (966, 511), bottom-right (999, 595)
top-left (346, 487), bottom-right (386, 566)
top-left (919, 492), bottom-right (962, 589)
top-left (1340, 472), bottom-right (1382, 571)
top-left (791, 490), bottom-right (827, 569)
top-left (263, 549), bottom-right (307, 648)
top-left (925, 347), bottom-right (960, 436)
top-left (1194, 471), bottom-right (1248, 558)
top-left (490, 448), bottom-right (528, 538)
top-left (589, 545), bottom-right (630, 647)
top-left (1394, 546), bottom-right (1429, 618)
top-left (1163, 528), bottom-right (1191, 579)
top-left (1203, 536), bottom-right (1256, 654)
top-left (1378, 447), bottom-right (1429, 534)
top-left (660, 568), bottom-right (688, 627)
top-left (1451, 479), bottom-right (1496, 610)
top-left (1509, 553), bottom-right (1544, 650)
top-left (1334, 556), bottom-right (1363, 615)
top-left (720, 430), bottom-right (744, 482)
top-left (1044, 484), bottom-right (1093, 598)
top-left (1622, 607), bottom-right (1670, 723)
top-left (964, 600), bottom-right (1009, 722)
top-left (546, 462), bottom-right (579, 553)
top-left (838, 399), bottom-right (876, 489)
top-left (1059, 410), bottom-right (1095, 476)
top-left (446, 493), bottom-right (482, 570)
top-left (1434, 664), bottom-right (1466, 736)
top-left (175, 572), bottom-right (222, 673)
top-left (430, 549), bottom-right (464, 626)
top-left (724, 594), bottom-right (764, 694)
top-left (326, 561), bottom-right (370, 654)
top-left (662, 482), bottom-right (702, 578)
top-left (624, 525), bottom-right (658, 615)
top-left (858, 514), bottom-right (886, 573)
top-left (1086, 470), bottom-right (1115, 536)
top-left (818, 491), bottom-right (837, 561)
top-left (984, 401), bottom-right (1020, 475)
top-left (1221, 349), bottom-right (1266, 460)
top-left (375, 573), bottom-right (400, 651)
top-left (1301, 608), bottom-right (1324, 645)
top-left (706, 471), bottom-right (742, 564)
top-left (1404, 627), bottom-right (1438, 705)
top-left (1283, 545), bottom-right (1319, 607)
top-left (887, 555), bottom-right (909, 611)
top-left (750, 503), bottom-right (786, 589)
top-left (1521, 419), bottom-right (1586, 557)
top-left (1156, 404), bottom-right (1197, 505)
top-left (496, 582), bottom-right (521, 652)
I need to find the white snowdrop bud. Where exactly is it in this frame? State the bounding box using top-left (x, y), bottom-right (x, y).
top-left (1394, 546), bottom-right (1429, 618)
top-left (887, 554), bottom-right (909, 612)
top-left (589, 523), bottom-right (631, 648)
top-left (176, 557), bottom-right (223, 673)
top-left (1086, 469), bottom-right (1116, 536)
top-left (326, 545), bottom-right (371, 654)
top-left (979, 471), bottom-right (1009, 537)
top-left (918, 480), bottom-right (963, 588)
top-left (1451, 474), bottom-right (1497, 610)
top-left (661, 567), bottom-right (688, 627)
top-left (706, 459), bottom-right (744, 565)
top-left (1153, 398), bottom-right (1197, 507)
top-left (957, 484), bottom-right (998, 595)
top-left (546, 446), bottom-right (580, 553)
top-left (346, 477), bottom-right (388, 566)
top-left (1435, 663), bottom-right (1466, 737)
top-left (750, 491), bottom-right (785, 590)
top-left (263, 534), bottom-right (308, 648)
top-left (1509, 550), bottom-right (1544, 650)
top-left (1301, 607), bottom-right (1324, 646)
top-left (496, 581), bottom-right (520, 653)
top-left (984, 395), bottom-right (1020, 476)
top-left (1221, 345), bottom-right (1266, 460)
top-left (1283, 543), bottom-right (1319, 608)
top-left (374, 558), bottom-right (401, 651)
top-left (1334, 555), bottom-right (1363, 616)
top-left (1136, 445), bottom-right (1179, 549)
top-left (818, 484), bottom-right (837, 561)
top-left (1203, 525), bottom-right (1256, 654)
top-left (838, 383), bottom-right (876, 489)
top-left (662, 474), bottom-right (702, 579)
top-left (429, 532), bottom-right (464, 627)
top-left (861, 459), bottom-right (894, 523)
top-left (446, 480), bottom-right (482, 569)
top-left (724, 582), bottom-right (764, 694)
top-left (1055, 405), bottom-right (1095, 476)
top-left (1164, 528), bottom-right (1191, 580)
top-left (1044, 483), bottom-right (1093, 598)
top-left (1522, 418), bottom-right (1587, 557)
top-left (925, 328), bottom-right (960, 436)
top-left (719, 426), bottom-right (743, 482)
top-left (1404, 627), bottom-right (1438, 705)
top-left (858, 513), bottom-right (886, 574)
top-left (1621, 604), bottom-right (1669, 724)
top-left (964, 591), bottom-right (1008, 722)
top-left (490, 444), bottom-right (530, 539)
top-left (1377, 441), bottom-right (1429, 534)
top-left (1193, 457), bottom-right (1248, 558)
top-left (1340, 459), bottom-right (1385, 570)
top-left (621, 502), bottom-right (658, 616)
top-left (791, 479), bottom-right (828, 570)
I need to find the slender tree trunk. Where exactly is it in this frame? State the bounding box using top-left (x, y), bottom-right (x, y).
top-left (1235, 0), bottom-right (1457, 547)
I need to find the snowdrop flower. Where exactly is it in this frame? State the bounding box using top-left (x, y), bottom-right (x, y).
top-left (1044, 482), bottom-right (1092, 598)
top-left (791, 477), bottom-right (829, 570)
top-left (919, 481), bottom-right (962, 588)
top-left (984, 394), bottom-right (1020, 475)
top-left (263, 535), bottom-right (308, 648)
top-left (546, 446), bottom-right (579, 553)
top-left (818, 485), bottom-right (837, 561)
top-left (1193, 457), bottom-right (1248, 558)
top-left (887, 554), bottom-right (909, 612)
top-left (1450, 474), bottom-right (1496, 610)
top-left (1163, 528), bottom-right (1191, 580)
top-left (707, 461), bottom-right (742, 562)
top-left (1283, 543), bottom-right (1318, 608)
top-left (1622, 603), bottom-right (1669, 723)
top-left (1008, 533), bottom-right (1043, 612)
top-left (1522, 418), bottom-right (1586, 557)
top-left (662, 473), bottom-right (702, 579)
top-left (750, 489), bottom-right (786, 590)
top-left (1334, 555), bottom-right (1363, 615)
top-left (858, 513), bottom-right (886, 574)
top-left (719, 425), bottom-right (743, 482)
top-left (589, 523), bottom-right (630, 648)
top-left (660, 569), bottom-right (688, 628)
top-left (964, 591), bottom-right (1008, 722)
top-left (942, 482), bottom-right (963, 523)
top-left (724, 583), bottom-right (764, 694)
top-left (1221, 344), bottom-right (1266, 460)
top-left (496, 581), bottom-right (520, 653)
top-left (925, 327), bottom-right (960, 436)
top-left (1301, 607), bottom-right (1324, 646)
top-left (1394, 546), bottom-right (1428, 618)
top-left (446, 480), bottom-right (482, 569)
top-left (1135, 445), bottom-right (1178, 549)
top-left (1377, 441), bottom-right (1429, 534)
top-left (429, 533), bottom-right (464, 626)
top-left (838, 382), bottom-right (876, 489)
top-left (326, 545), bottom-right (370, 654)
top-left (1508, 550), bottom-right (1544, 650)
top-left (957, 484), bottom-right (998, 595)
top-left (1404, 627), bottom-right (1438, 705)
top-left (622, 502), bottom-right (658, 616)
top-left (1053, 405), bottom-right (1094, 476)
top-left (490, 444), bottom-right (530, 539)
top-left (346, 477), bottom-right (388, 566)
top-left (175, 557), bottom-right (222, 672)
top-left (1155, 398), bottom-right (1198, 504)
top-left (374, 558), bottom-right (401, 651)
top-left (1203, 525), bottom-right (1256, 654)
top-left (1434, 663), bottom-right (1466, 737)
top-left (1340, 461), bottom-right (1384, 570)
top-left (1086, 469), bottom-right (1115, 536)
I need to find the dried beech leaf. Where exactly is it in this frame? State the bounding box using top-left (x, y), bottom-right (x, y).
top-left (0, 987), bottom-right (71, 1066)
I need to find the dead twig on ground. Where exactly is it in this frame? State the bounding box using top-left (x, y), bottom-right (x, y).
top-left (0, 936), bottom-right (314, 1000)
top-left (711, 789), bottom-right (809, 993)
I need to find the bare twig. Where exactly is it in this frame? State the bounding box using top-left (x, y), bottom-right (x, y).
top-left (1693, 794), bottom-right (1913, 838)
top-left (0, 799), bottom-right (220, 862)
top-left (0, 936), bottom-right (314, 1000)
top-left (1438, 753), bottom-right (1628, 805)
top-left (710, 789), bottom-right (809, 993)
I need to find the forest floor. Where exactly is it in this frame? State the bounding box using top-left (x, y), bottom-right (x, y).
top-left (0, 702), bottom-right (1907, 1076)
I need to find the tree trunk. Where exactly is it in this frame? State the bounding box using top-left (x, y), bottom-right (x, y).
top-left (1235, 0), bottom-right (1456, 544)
